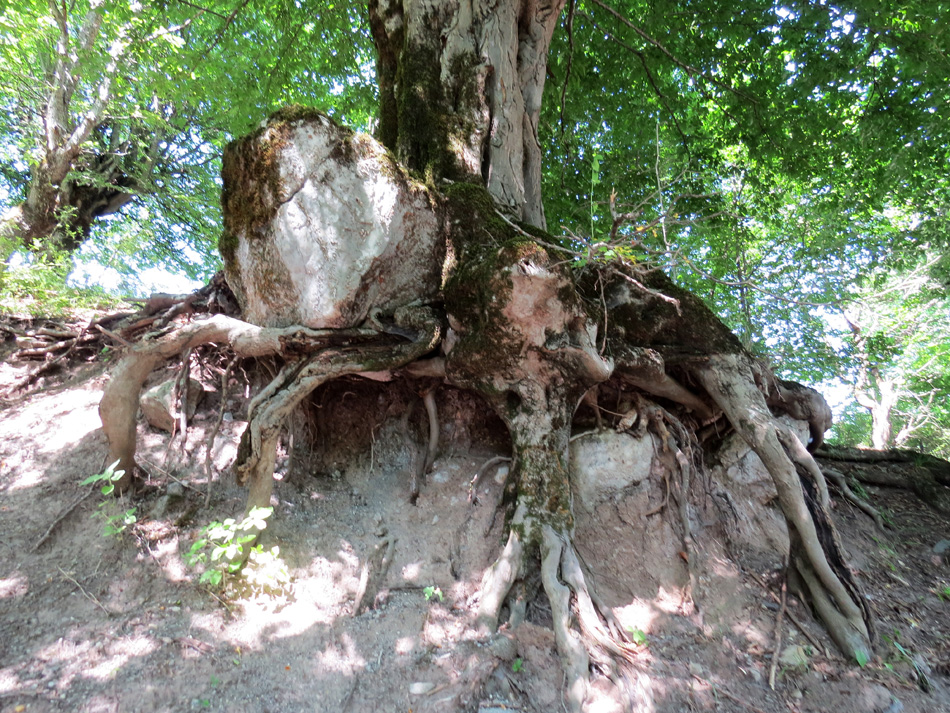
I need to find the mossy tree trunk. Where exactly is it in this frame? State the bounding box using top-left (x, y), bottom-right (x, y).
top-left (100, 2), bottom-right (875, 708)
top-left (368, 0), bottom-right (563, 228)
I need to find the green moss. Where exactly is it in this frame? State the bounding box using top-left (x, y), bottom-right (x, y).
top-left (221, 105), bottom-right (334, 245)
top-left (268, 105), bottom-right (329, 124)
top-left (218, 230), bottom-right (238, 263)
top-left (579, 265), bottom-right (743, 358)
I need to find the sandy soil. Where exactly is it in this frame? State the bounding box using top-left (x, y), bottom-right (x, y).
top-left (0, 344), bottom-right (948, 713)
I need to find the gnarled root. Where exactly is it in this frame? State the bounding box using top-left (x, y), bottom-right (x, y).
top-left (478, 527), bottom-right (640, 712)
top-left (100, 306), bottom-right (441, 506)
top-left (232, 306), bottom-right (442, 548)
top-left (696, 353), bottom-right (872, 660)
top-left (477, 500), bottom-right (639, 713)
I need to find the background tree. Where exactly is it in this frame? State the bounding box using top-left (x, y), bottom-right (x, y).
top-left (0, 0), bottom-right (376, 285)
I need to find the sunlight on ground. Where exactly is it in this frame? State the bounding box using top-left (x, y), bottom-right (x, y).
top-left (191, 556), bottom-right (356, 649)
top-left (314, 632), bottom-right (365, 672)
top-left (82, 637), bottom-right (158, 680)
top-left (614, 599), bottom-right (659, 635)
top-left (0, 572), bottom-right (28, 599)
top-left (0, 385), bottom-right (103, 491)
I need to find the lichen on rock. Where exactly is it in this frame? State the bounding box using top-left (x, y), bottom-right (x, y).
top-left (220, 108), bottom-right (446, 329)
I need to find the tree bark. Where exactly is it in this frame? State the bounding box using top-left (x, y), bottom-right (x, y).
top-left (368, 0), bottom-right (565, 228)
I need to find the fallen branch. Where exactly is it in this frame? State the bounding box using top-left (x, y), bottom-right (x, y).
top-left (58, 567), bottom-right (110, 615)
top-left (34, 490), bottom-right (94, 551)
top-left (768, 579), bottom-right (787, 690)
top-left (746, 569), bottom-right (828, 657)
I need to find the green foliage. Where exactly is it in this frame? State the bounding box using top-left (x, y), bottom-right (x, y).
top-left (626, 627), bottom-right (649, 647)
top-left (0, 252), bottom-right (125, 316)
top-left (185, 507), bottom-right (290, 595)
top-left (422, 585), bottom-right (444, 602)
top-left (80, 461), bottom-right (136, 538)
top-left (543, 0), bottom-right (950, 404)
top-left (0, 0), bottom-right (375, 273)
top-left (827, 248), bottom-right (950, 456)
top-left (511, 658), bottom-right (524, 673)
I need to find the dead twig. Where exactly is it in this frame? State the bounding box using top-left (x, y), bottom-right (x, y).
top-left (746, 569), bottom-right (828, 657)
top-left (139, 459), bottom-right (205, 494)
top-left (206, 354), bottom-right (239, 507)
top-left (468, 456), bottom-right (511, 504)
top-left (94, 323), bottom-right (133, 347)
top-left (34, 490), bottom-right (94, 550)
top-left (58, 567), bottom-right (110, 616)
top-left (768, 578), bottom-right (787, 690)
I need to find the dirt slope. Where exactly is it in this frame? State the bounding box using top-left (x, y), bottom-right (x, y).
top-left (0, 353), bottom-right (948, 713)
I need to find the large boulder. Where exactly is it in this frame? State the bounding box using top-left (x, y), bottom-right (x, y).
top-left (220, 108), bottom-right (446, 328)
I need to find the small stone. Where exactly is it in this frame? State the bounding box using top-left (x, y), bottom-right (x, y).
top-left (882, 698), bottom-right (904, 713)
top-left (167, 482), bottom-right (185, 499)
top-left (688, 663), bottom-right (704, 677)
top-left (779, 644), bottom-right (811, 668)
top-left (933, 539), bottom-right (950, 555)
top-left (148, 495), bottom-right (170, 520)
top-left (488, 634), bottom-right (518, 661)
top-left (140, 377), bottom-right (205, 432)
top-left (409, 682), bottom-right (436, 695)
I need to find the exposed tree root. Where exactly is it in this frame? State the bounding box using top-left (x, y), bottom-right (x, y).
top-left (353, 534), bottom-right (396, 615)
top-left (420, 386), bottom-right (439, 475)
top-left (821, 465), bottom-right (886, 529)
top-left (816, 446), bottom-right (950, 515)
top-left (696, 353), bottom-right (872, 660)
top-left (100, 307), bottom-right (441, 503)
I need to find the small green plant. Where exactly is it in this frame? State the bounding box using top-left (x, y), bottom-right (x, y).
top-left (855, 649), bottom-right (870, 667)
top-left (0, 252), bottom-right (124, 317)
top-left (626, 627), bottom-right (649, 647)
top-left (186, 507), bottom-right (276, 588)
top-left (81, 461), bottom-right (136, 537)
top-left (511, 658), bottom-right (523, 673)
top-left (423, 585), bottom-right (444, 602)
top-left (934, 584), bottom-right (950, 601)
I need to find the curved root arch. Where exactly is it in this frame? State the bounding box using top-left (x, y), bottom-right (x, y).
top-left (99, 308), bottom-right (442, 516)
top-left (696, 353), bottom-right (872, 660)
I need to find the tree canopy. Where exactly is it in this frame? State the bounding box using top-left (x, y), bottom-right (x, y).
top-left (1, 0), bottom-right (947, 453)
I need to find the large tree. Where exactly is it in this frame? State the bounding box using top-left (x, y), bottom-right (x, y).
top-left (95, 0), bottom-right (950, 709)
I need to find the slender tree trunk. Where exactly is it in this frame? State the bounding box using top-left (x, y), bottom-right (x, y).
top-left (368, 0), bottom-right (564, 228)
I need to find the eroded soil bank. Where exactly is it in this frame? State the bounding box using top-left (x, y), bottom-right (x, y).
top-left (0, 352), bottom-right (949, 713)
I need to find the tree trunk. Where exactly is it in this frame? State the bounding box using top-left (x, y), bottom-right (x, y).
top-left (3, 157), bottom-right (136, 257)
top-left (368, 0), bottom-right (564, 228)
top-left (99, 2), bottom-right (877, 707)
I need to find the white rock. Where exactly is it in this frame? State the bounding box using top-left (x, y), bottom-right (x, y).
top-left (569, 430), bottom-right (653, 509)
top-left (140, 377), bottom-right (205, 432)
top-left (222, 112), bottom-right (445, 328)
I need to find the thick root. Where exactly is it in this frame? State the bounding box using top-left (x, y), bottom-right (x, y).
top-left (541, 525), bottom-right (591, 713)
top-left (696, 353), bottom-right (872, 659)
top-left (235, 305), bottom-right (442, 545)
top-left (99, 315), bottom-right (386, 491)
top-left (477, 503), bottom-right (527, 634)
top-left (478, 505), bottom-right (640, 713)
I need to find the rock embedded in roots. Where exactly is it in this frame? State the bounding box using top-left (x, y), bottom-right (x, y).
top-left (221, 109), bottom-right (446, 329)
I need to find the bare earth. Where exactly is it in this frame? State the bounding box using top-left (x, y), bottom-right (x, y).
top-left (1, 341), bottom-right (948, 713)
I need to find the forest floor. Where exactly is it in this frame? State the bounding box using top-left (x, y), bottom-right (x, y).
top-left (0, 313), bottom-right (949, 713)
